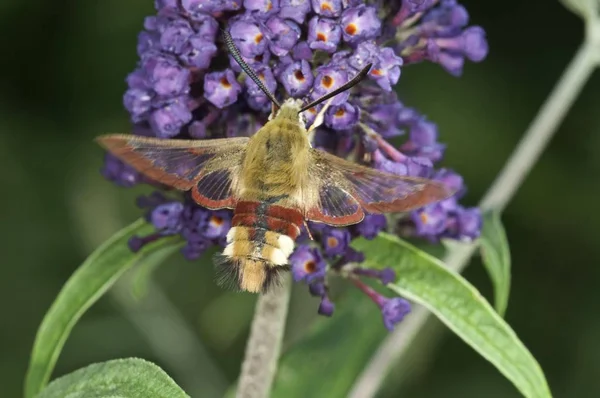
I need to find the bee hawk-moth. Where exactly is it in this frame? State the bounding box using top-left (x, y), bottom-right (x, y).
top-left (97, 30), bottom-right (453, 293)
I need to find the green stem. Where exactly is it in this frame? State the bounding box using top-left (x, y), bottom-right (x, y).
top-left (236, 275), bottom-right (292, 398)
top-left (348, 40), bottom-right (598, 398)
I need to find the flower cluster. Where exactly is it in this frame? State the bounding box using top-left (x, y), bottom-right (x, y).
top-left (102, 0), bottom-right (487, 331)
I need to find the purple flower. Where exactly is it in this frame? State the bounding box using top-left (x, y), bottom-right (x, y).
top-left (180, 37), bottom-right (218, 69)
top-left (341, 5), bottom-right (382, 45)
top-left (292, 41), bottom-right (313, 60)
top-left (433, 168), bottom-right (465, 198)
top-left (309, 280), bottom-right (326, 296)
top-left (265, 17), bottom-right (301, 57)
top-left (322, 228), bottom-right (351, 257)
top-left (279, 60), bottom-right (314, 97)
top-left (352, 267), bottom-right (396, 285)
top-left (244, 0), bottom-right (279, 13)
top-left (229, 17), bottom-right (266, 58)
top-left (312, 0), bottom-right (342, 17)
top-left (355, 214), bottom-right (387, 239)
top-left (143, 56), bottom-right (190, 97)
top-left (149, 98), bottom-right (193, 138)
top-left (373, 149), bottom-right (433, 178)
top-left (290, 245), bottom-right (327, 283)
top-left (308, 16), bottom-right (342, 53)
top-left (203, 210), bottom-right (232, 240)
top-left (352, 277), bottom-right (410, 330)
top-left (325, 103), bottom-right (360, 130)
top-left (312, 66), bottom-right (349, 106)
top-left (204, 69), bottom-right (242, 108)
top-left (397, 1), bottom-right (488, 76)
top-left (151, 202), bottom-right (184, 233)
top-left (454, 207), bottom-right (482, 241)
top-left (412, 203), bottom-right (448, 237)
top-left (181, 0), bottom-right (242, 15)
top-left (123, 88), bottom-right (153, 122)
top-left (434, 26), bottom-right (488, 62)
top-left (101, 154), bottom-right (143, 187)
top-left (381, 297), bottom-right (411, 331)
top-left (401, 119), bottom-right (445, 162)
top-left (279, 0), bottom-right (312, 24)
top-left (318, 295), bottom-right (335, 316)
top-left (349, 41), bottom-right (403, 91)
top-left (159, 19), bottom-right (194, 54)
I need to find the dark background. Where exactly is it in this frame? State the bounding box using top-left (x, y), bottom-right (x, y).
top-left (1, 1), bottom-right (599, 397)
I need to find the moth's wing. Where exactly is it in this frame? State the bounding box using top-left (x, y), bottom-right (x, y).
top-left (97, 134), bottom-right (249, 209)
top-left (304, 149), bottom-right (454, 226)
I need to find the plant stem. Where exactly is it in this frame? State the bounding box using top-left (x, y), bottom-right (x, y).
top-left (348, 40), bottom-right (598, 398)
top-left (236, 274), bottom-right (292, 398)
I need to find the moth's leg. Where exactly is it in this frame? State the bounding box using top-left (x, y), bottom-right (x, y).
top-left (303, 220), bottom-right (314, 241)
top-left (307, 97), bottom-right (335, 143)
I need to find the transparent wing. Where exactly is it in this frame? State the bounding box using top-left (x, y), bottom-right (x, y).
top-left (97, 134), bottom-right (249, 209)
top-left (305, 149), bottom-right (453, 226)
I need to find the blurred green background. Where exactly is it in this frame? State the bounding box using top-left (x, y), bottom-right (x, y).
top-left (1, 1), bottom-right (599, 397)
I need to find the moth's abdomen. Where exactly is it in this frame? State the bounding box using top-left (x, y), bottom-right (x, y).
top-left (217, 201), bottom-right (303, 293)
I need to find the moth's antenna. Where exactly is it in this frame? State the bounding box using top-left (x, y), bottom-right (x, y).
top-left (223, 29), bottom-right (281, 108)
top-left (299, 63), bottom-right (372, 113)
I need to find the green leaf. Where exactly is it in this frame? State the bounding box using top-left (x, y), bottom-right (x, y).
top-left (24, 219), bottom-right (181, 398)
top-left (480, 210), bottom-right (512, 316)
top-left (271, 291), bottom-right (387, 398)
top-left (352, 233), bottom-right (552, 398)
top-left (129, 240), bottom-right (184, 300)
top-left (37, 358), bottom-right (189, 398)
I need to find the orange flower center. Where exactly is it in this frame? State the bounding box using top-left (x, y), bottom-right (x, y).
top-left (304, 260), bottom-right (316, 273)
top-left (371, 69), bottom-right (383, 76)
top-left (220, 77), bottom-right (231, 88)
top-left (335, 108), bottom-right (345, 117)
top-left (321, 2), bottom-right (333, 12)
top-left (345, 23), bottom-right (357, 35)
top-left (316, 32), bottom-right (327, 42)
top-left (294, 70), bottom-right (305, 81)
top-left (322, 75), bottom-right (333, 88)
top-left (419, 213), bottom-right (429, 224)
top-left (327, 237), bottom-right (339, 247)
top-left (254, 33), bottom-right (263, 44)
top-left (210, 216), bottom-right (224, 226)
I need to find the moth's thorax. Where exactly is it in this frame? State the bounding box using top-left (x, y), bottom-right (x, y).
top-left (241, 99), bottom-right (310, 199)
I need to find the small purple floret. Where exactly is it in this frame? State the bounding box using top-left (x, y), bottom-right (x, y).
top-left (322, 228), bottom-right (351, 257)
top-left (308, 16), bottom-right (342, 53)
top-left (355, 214), bottom-right (387, 239)
top-left (341, 5), bottom-right (382, 45)
top-left (290, 245), bottom-right (327, 283)
top-left (204, 69), bottom-right (242, 108)
top-left (279, 60), bottom-right (314, 97)
top-left (318, 296), bottom-right (335, 316)
top-left (381, 297), bottom-right (411, 330)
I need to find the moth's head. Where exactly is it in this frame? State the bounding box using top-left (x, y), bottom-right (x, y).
top-left (269, 98), bottom-right (305, 124)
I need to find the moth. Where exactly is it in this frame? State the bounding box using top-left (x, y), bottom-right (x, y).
top-left (97, 31), bottom-right (453, 293)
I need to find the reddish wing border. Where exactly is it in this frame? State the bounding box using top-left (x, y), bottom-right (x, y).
top-left (97, 134), bottom-right (248, 209)
top-left (305, 149), bottom-right (454, 226)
